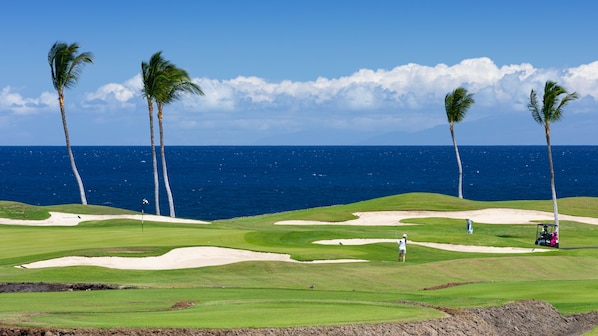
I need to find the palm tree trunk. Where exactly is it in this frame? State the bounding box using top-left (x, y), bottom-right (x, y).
top-left (59, 94), bottom-right (87, 205)
top-left (147, 99), bottom-right (160, 216)
top-left (450, 123), bottom-right (463, 199)
top-left (158, 104), bottom-right (176, 218)
top-left (545, 124), bottom-right (559, 235)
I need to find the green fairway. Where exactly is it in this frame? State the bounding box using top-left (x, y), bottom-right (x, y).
top-left (0, 192), bottom-right (597, 328)
top-left (0, 288), bottom-right (443, 328)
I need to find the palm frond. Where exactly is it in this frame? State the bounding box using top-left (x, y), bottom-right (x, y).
top-left (141, 51), bottom-right (174, 100)
top-left (48, 41), bottom-right (93, 91)
top-left (154, 65), bottom-right (204, 104)
top-left (554, 92), bottom-right (580, 122)
top-left (529, 89), bottom-right (543, 124)
top-left (445, 87), bottom-right (474, 123)
top-left (530, 80), bottom-right (579, 124)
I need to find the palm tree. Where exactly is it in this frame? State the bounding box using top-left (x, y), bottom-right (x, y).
top-left (154, 66), bottom-right (204, 217)
top-left (48, 41), bottom-right (93, 205)
top-left (528, 80), bottom-right (579, 240)
top-left (445, 87), bottom-right (475, 199)
top-left (141, 52), bottom-right (172, 216)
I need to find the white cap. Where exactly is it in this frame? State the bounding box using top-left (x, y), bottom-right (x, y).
top-left (402, 234), bottom-right (407, 238)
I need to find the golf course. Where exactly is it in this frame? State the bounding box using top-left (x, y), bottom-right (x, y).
top-left (1, 192), bottom-right (597, 335)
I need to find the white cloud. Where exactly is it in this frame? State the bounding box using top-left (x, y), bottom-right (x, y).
top-left (0, 87), bottom-right (58, 115)
top-left (178, 78), bottom-right (237, 111)
top-left (4, 57), bottom-right (598, 145)
top-left (82, 79), bottom-right (138, 111)
top-left (563, 61), bottom-right (598, 100)
top-left (6, 57), bottom-right (596, 120)
top-left (176, 57), bottom-right (558, 117)
top-left (139, 57), bottom-right (598, 141)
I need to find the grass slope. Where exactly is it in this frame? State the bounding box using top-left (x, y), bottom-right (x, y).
top-left (0, 192), bottom-right (597, 328)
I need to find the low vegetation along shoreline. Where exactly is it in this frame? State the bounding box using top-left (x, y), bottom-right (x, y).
top-left (0, 193), bottom-right (597, 335)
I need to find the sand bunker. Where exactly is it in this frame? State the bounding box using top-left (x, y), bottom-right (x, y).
top-left (6, 208), bottom-right (598, 227)
top-left (17, 240), bottom-right (547, 271)
top-left (0, 212), bottom-right (210, 226)
top-left (9, 208), bottom-right (573, 270)
top-left (17, 247), bottom-right (367, 270)
top-left (276, 208), bottom-right (598, 226)
top-left (313, 239), bottom-right (550, 253)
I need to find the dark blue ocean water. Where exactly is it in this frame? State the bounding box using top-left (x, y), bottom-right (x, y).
top-left (0, 146), bottom-right (596, 220)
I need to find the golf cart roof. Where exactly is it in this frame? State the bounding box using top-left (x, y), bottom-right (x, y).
top-left (537, 223), bottom-right (556, 227)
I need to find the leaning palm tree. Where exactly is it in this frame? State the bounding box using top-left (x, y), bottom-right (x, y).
top-left (528, 80), bottom-right (579, 240)
top-left (154, 66), bottom-right (204, 217)
top-left (141, 52), bottom-right (172, 216)
top-left (48, 41), bottom-right (93, 205)
top-left (445, 87), bottom-right (475, 199)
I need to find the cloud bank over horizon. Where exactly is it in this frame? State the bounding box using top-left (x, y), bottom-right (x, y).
top-left (2, 57), bottom-right (598, 145)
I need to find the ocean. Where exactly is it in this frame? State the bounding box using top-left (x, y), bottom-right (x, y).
top-left (1, 146), bottom-right (596, 220)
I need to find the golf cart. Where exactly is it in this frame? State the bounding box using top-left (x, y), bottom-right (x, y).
top-left (534, 223), bottom-right (559, 248)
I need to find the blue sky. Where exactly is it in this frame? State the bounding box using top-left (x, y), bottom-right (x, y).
top-left (2, 0), bottom-right (598, 146)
